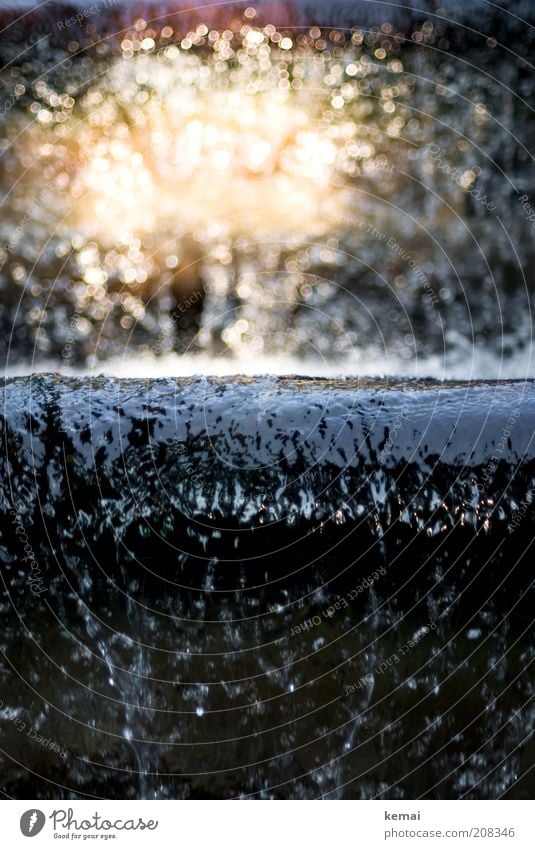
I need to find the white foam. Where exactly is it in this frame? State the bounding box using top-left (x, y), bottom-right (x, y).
top-left (4, 348), bottom-right (534, 380)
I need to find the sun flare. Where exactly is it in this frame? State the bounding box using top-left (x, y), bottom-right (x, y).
top-left (70, 48), bottom-right (353, 242)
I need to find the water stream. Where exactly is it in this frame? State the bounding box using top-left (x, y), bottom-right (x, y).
top-left (0, 375), bottom-right (533, 798)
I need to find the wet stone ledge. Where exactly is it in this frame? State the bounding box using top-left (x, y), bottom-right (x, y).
top-left (1, 374), bottom-right (534, 581)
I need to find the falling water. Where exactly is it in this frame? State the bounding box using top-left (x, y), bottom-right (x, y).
top-left (0, 375), bottom-right (533, 797)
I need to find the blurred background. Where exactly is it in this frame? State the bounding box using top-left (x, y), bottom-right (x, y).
top-left (0, 0), bottom-right (534, 377)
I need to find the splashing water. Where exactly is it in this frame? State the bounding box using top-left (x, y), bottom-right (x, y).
top-left (0, 19), bottom-right (533, 374)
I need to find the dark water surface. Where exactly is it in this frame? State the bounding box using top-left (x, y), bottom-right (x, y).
top-left (0, 376), bottom-right (533, 798)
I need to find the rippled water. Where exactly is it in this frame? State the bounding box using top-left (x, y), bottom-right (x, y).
top-left (0, 375), bottom-right (534, 798)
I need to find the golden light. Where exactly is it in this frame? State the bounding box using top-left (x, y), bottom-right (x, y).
top-left (70, 48), bottom-right (350, 243)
